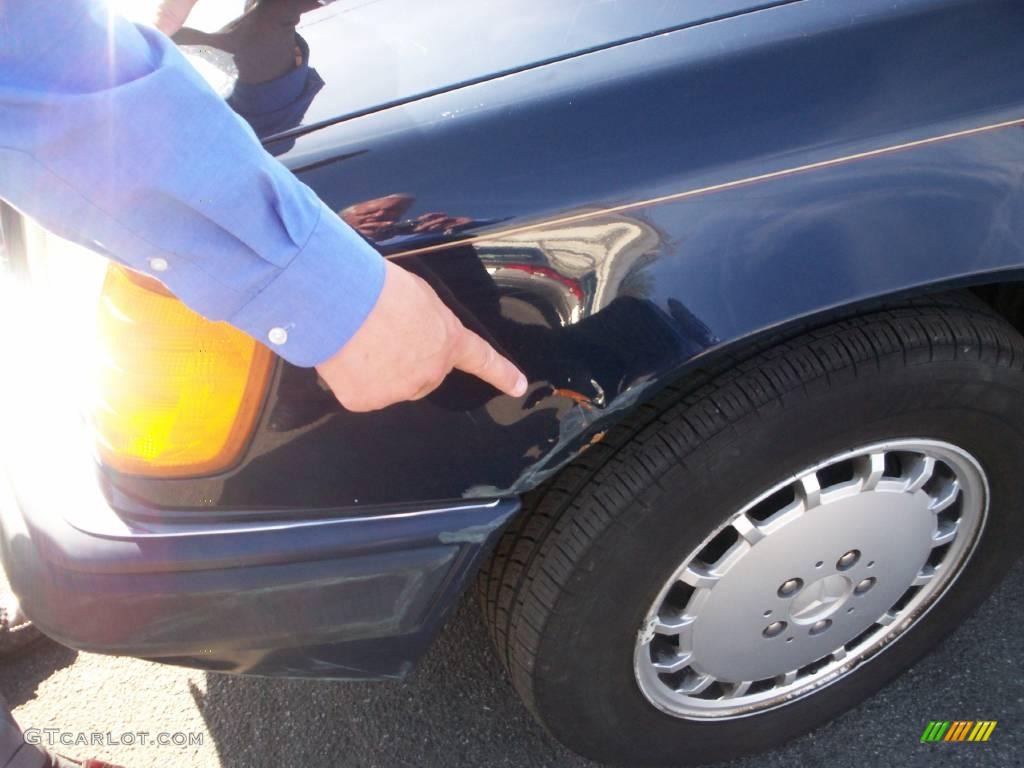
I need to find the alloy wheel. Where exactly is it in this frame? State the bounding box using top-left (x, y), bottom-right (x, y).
top-left (634, 440), bottom-right (987, 719)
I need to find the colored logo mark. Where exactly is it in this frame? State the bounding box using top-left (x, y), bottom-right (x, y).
top-left (920, 721), bottom-right (997, 742)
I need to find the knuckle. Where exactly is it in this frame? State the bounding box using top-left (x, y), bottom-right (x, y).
top-left (427, 362), bottom-right (449, 386)
top-left (482, 343), bottom-right (496, 369)
top-left (409, 371), bottom-right (440, 395)
top-left (340, 396), bottom-right (371, 412)
top-left (442, 313), bottom-right (463, 341)
top-left (337, 389), bottom-right (385, 412)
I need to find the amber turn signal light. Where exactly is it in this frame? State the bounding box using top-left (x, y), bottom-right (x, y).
top-left (93, 266), bottom-right (272, 477)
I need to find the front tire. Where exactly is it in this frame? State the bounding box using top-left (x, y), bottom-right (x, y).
top-left (478, 302), bottom-right (1024, 766)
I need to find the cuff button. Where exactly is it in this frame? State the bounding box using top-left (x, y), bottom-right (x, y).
top-left (149, 257), bottom-right (169, 272)
top-left (268, 327), bottom-right (289, 345)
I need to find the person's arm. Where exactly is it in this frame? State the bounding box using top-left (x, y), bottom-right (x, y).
top-left (152, 0), bottom-right (201, 36)
top-left (0, 1), bottom-right (525, 409)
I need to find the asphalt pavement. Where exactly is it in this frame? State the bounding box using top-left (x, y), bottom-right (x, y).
top-left (3, 559), bottom-right (1021, 768)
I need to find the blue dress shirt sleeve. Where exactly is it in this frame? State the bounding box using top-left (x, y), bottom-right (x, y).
top-left (0, 1), bottom-right (386, 367)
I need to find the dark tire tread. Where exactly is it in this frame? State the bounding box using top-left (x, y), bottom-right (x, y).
top-left (476, 296), bottom-right (1024, 720)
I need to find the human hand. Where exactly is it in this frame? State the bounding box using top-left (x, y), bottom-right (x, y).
top-left (315, 261), bottom-right (528, 411)
top-left (412, 212), bottom-right (474, 234)
top-left (340, 194), bottom-right (416, 240)
top-left (153, 0), bottom-right (200, 35)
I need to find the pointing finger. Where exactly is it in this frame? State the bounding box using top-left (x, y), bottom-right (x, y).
top-left (452, 327), bottom-right (527, 398)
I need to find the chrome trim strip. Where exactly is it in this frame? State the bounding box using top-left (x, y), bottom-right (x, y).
top-left (69, 498), bottom-right (504, 540)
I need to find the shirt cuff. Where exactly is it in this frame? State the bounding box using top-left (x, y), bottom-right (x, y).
top-left (228, 204), bottom-right (386, 367)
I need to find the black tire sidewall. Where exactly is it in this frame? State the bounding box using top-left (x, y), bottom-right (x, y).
top-left (528, 357), bottom-right (1024, 765)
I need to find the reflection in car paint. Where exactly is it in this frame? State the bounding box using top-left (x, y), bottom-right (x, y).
top-left (103, 0), bottom-right (1024, 516)
top-left (190, 12), bottom-right (719, 467)
top-left (475, 212), bottom-right (664, 322)
top-left (175, 0), bottom-right (325, 153)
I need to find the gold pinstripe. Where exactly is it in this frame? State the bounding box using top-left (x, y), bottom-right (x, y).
top-left (389, 115), bottom-right (1024, 260)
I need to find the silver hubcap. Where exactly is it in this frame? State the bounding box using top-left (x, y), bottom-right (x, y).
top-left (634, 440), bottom-right (987, 718)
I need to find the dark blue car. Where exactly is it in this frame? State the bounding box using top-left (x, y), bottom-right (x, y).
top-left (2, 0), bottom-right (1023, 763)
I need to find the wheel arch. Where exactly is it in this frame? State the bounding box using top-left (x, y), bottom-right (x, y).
top-left (505, 274), bottom-right (1024, 500)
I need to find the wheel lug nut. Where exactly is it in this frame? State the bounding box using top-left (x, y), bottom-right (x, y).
top-left (777, 578), bottom-right (803, 598)
top-left (854, 577), bottom-right (877, 595)
top-left (837, 549), bottom-right (861, 571)
top-left (810, 619), bottom-right (832, 635)
top-left (763, 621), bottom-right (787, 638)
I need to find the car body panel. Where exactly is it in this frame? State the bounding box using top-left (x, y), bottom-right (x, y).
top-left (113, 0), bottom-right (1024, 514)
top-left (244, 0), bottom-right (802, 142)
top-left (2, 0), bottom-right (1024, 678)
top-left (0, 435), bottom-right (518, 677)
